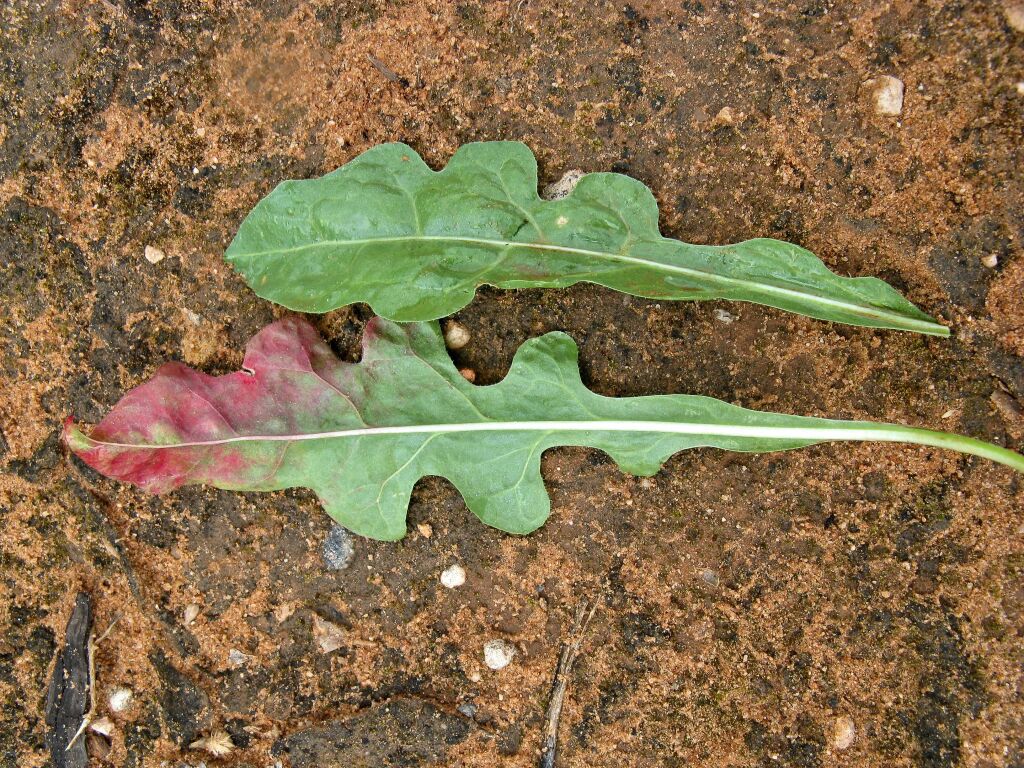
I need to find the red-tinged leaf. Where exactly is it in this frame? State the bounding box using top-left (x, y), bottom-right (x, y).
top-left (66, 317), bottom-right (1024, 540)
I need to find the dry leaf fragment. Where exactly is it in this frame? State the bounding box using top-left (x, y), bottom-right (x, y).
top-left (274, 602), bottom-right (296, 623)
top-left (87, 731), bottom-right (111, 760)
top-left (541, 169), bottom-right (585, 200)
top-left (312, 614), bottom-right (345, 654)
top-left (89, 716), bottom-right (114, 737)
top-left (190, 730), bottom-right (235, 757)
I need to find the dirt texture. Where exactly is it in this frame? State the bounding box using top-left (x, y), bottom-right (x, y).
top-left (2, 1), bottom-right (1023, 766)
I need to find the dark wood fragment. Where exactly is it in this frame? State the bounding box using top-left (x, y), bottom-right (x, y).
top-left (45, 592), bottom-right (92, 768)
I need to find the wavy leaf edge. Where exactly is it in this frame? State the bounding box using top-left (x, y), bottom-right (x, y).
top-left (65, 316), bottom-right (1019, 540)
top-left (225, 141), bottom-right (949, 336)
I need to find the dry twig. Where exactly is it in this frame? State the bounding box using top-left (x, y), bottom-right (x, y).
top-left (537, 597), bottom-right (599, 768)
top-left (366, 54), bottom-right (409, 87)
top-left (65, 615), bottom-right (120, 752)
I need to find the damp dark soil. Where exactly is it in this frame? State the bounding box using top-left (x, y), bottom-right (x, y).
top-left (1, 2), bottom-right (1023, 766)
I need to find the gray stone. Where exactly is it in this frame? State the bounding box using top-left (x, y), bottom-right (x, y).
top-left (321, 523), bottom-right (355, 570)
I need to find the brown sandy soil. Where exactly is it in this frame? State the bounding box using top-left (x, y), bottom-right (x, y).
top-left (2, 1), bottom-right (1023, 766)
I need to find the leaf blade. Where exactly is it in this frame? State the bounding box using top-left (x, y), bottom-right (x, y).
top-left (226, 142), bottom-right (948, 335)
top-left (66, 317), bottom-right (1020, 540)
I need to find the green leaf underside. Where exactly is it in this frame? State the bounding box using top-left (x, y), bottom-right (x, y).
top-left (225, 141), bottom-right (948, 335)
top-left (66, 317), bottom-right (1020, 541)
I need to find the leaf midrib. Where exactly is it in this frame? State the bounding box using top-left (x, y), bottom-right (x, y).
top-left (79, 419), bottom-right (1024, 472)
top-left (231, 235), bottom-right (947, 333)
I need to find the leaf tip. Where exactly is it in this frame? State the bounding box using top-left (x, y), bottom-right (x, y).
top-left (905, 316), bottom-right (950, 337)
top-left (62, 417), bottom-right (91, 453)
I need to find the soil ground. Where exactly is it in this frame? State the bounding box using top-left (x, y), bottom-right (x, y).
top-left (1, 1), bottom-right (1023, 766)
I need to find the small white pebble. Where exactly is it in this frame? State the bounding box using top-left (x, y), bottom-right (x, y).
top-left (871, 76), bottom-right (905, 116)
top-left (1017, 81), bottom-right (1024, 96)
top-left (483, 639), bottom-right (516, 670)
top-left (981, 253), bottom-right (999, 269)
top-left (183, 603), bottom-right (201, 625)
top-left (714, 308), bottom-right (736, 324)
top-left (108, 687), bottom-right (133, 713)
top-left (440, 564), bottom-right (466, 588)
top-left (444, 322), bottom-right (471, 350)
top-left (1005, 3), bottom-right (1024, 32)
top-left (227, 648), bottom-right (247, 667)
top-left (143, 245), bottom-right (165, 264)
top-left (833, 715), bottom-right (856, 750)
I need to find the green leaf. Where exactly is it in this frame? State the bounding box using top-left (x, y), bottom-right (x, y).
top-left (225, 141), bottom-right (948, 335)
top-left (66, 317), bottom-right (1020, 541)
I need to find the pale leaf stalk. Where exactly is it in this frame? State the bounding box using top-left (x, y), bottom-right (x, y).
top-left (71, 420), bottom-right (1024, 473)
